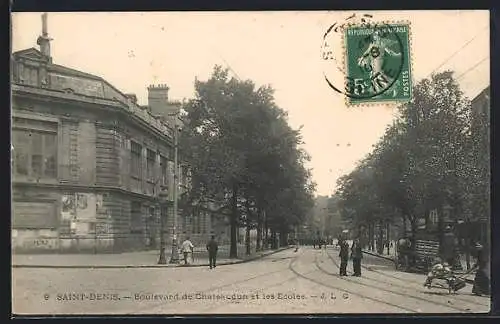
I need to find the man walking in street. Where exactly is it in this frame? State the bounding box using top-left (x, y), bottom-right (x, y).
top-left (339, 238), bottom-right (349, 276)
top-left (351, 238), bottom-right (363, 276)
top-left (181, 237), bottom-right (194, 265)
top-left (206, 235), bottom-right (219, 269)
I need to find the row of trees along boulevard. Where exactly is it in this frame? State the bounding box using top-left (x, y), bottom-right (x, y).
top-left (178, 66), bottom-right (315, 258)
top-left (336, 71), bottom-right (489, 271)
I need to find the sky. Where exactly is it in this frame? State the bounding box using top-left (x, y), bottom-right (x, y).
top-left (11, 11), bottom-right (490, 196)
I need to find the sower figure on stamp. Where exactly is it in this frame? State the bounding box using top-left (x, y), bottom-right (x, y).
top-left (357, 31), bottom-right (401, 76)
top-left (206, 235), bottom-right (219, 269)
top-left (356, 30), bottom-right (402, 96)
top-left (339, 238), bottom-right (349, 276)
top-left (181, 237), bottom-right (194, 265)
top-left (351, 238), bottom-right (363, 277)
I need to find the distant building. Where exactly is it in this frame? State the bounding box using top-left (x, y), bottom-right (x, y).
top-left (11, 13), bottom-right (225, 253)
top-left (471, 86), bottom-right (490, 136)
top-left (326, 195), bottom-right (349, 237)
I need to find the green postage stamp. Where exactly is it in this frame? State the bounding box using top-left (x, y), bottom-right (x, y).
top-left (344, 22), bottom-right (412, 105)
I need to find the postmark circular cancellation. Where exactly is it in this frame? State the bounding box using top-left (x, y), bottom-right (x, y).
top-left (321, 14), bottom-right (413, 106)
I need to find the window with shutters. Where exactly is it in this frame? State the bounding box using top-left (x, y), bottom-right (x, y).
top-left (130, 141), bottom-right (142, 179)
top-left (12, 118), bottom-right (57, 180)
top-left (160, 156), bottom-right (168, 187)
top-left (146, 149), bottom-right (156, 182)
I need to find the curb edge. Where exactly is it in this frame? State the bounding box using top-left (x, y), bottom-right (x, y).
top-left (362, 249), bottom-right (395, 262)
top-left (12, 247), bottom-right (292, 269)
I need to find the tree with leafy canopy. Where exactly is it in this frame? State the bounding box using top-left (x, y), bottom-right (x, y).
top-left (180, 65), bottom-right (314, 258)
top-left (336, 71), bottom-right (475, 252)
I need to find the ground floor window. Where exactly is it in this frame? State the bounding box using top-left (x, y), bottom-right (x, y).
top-left (12, 200), bottom-right (57, 229)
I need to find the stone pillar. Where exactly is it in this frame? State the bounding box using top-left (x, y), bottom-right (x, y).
top-left (78, 121), bottom-right (96, 185)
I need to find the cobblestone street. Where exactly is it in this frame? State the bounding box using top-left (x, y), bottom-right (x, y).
top-left (12, 247), bottom-right (490, 315)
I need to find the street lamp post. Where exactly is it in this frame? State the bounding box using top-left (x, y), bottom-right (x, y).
top-left (169, 113), bottom-right (180, 264)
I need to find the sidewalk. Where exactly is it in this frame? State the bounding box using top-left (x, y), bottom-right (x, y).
top-left (12, 246), bottom-right (291, 269)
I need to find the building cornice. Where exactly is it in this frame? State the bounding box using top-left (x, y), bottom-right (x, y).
top-left (12, 84), bottom-right (174, 146)
top-left (12, 180), bottom-right (174, 204)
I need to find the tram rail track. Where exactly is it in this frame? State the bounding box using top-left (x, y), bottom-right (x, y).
top-left (135, 251), bottom-right (304, 314)
top-left (330, 247), bottom-right (487, 308)
top-left (288, 251), bottom-right (418, 313)
top-left (359, 262), bottom-right (487, 307)
top-left (322, 249), bottom-right (478, 312)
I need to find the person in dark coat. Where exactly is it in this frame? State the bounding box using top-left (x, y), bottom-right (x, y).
top-left (339, 239), bottom-right (349, 276)
top-left (351, 238), bottom-right (363, 276)
top-left (441, 226), bottom-right (457, 267)
top-left (472, 242), bottom-right (490, 296)
top-left (206, 235), bottom-right (219, 269)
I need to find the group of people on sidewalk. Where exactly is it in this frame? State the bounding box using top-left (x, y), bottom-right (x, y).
top-left (338, 238), bottom-right (363, 277)
top-left (179, 235), bottom-right (219, 269)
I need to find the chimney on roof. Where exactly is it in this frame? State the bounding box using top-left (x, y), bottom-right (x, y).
top-left (37, 13), bottom-right (53, 62)
top-left (147, 83), bottom-right (170, 113)
top-left (147, 83), bottom-right (181, 127)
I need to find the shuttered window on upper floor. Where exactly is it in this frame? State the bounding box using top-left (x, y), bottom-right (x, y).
top-left (160, 155), bottom-right (169, 187)
top-left (146, 149), bottom-right (156, 182)
top-left (130, 141), bottom-right (142, 179)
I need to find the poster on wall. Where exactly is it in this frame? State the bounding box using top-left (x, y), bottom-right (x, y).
top-left (61, 193), bottom-right (76, 220)
top-left (77, 193), bottom-right (88, 209)
top-left (76, 193), bottom-right (96, 220)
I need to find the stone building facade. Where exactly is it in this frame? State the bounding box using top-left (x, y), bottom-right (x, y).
top-left (11, 16), bottom-right (228, 253)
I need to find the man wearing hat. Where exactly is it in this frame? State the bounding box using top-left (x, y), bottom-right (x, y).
top-left (351, 238), bottom-right (363, 276)
top-left (206, 235), bottom-right (219, 269)
top-left (339, 238), bottom-right (349, 276)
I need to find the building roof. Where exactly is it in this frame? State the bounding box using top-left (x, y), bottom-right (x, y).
top-left (472, 86), bottom-right (490, 105)
top-left (12, 47), bottom-right (175, 138)
top-left (49, 63), bottom-right (103, 81)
